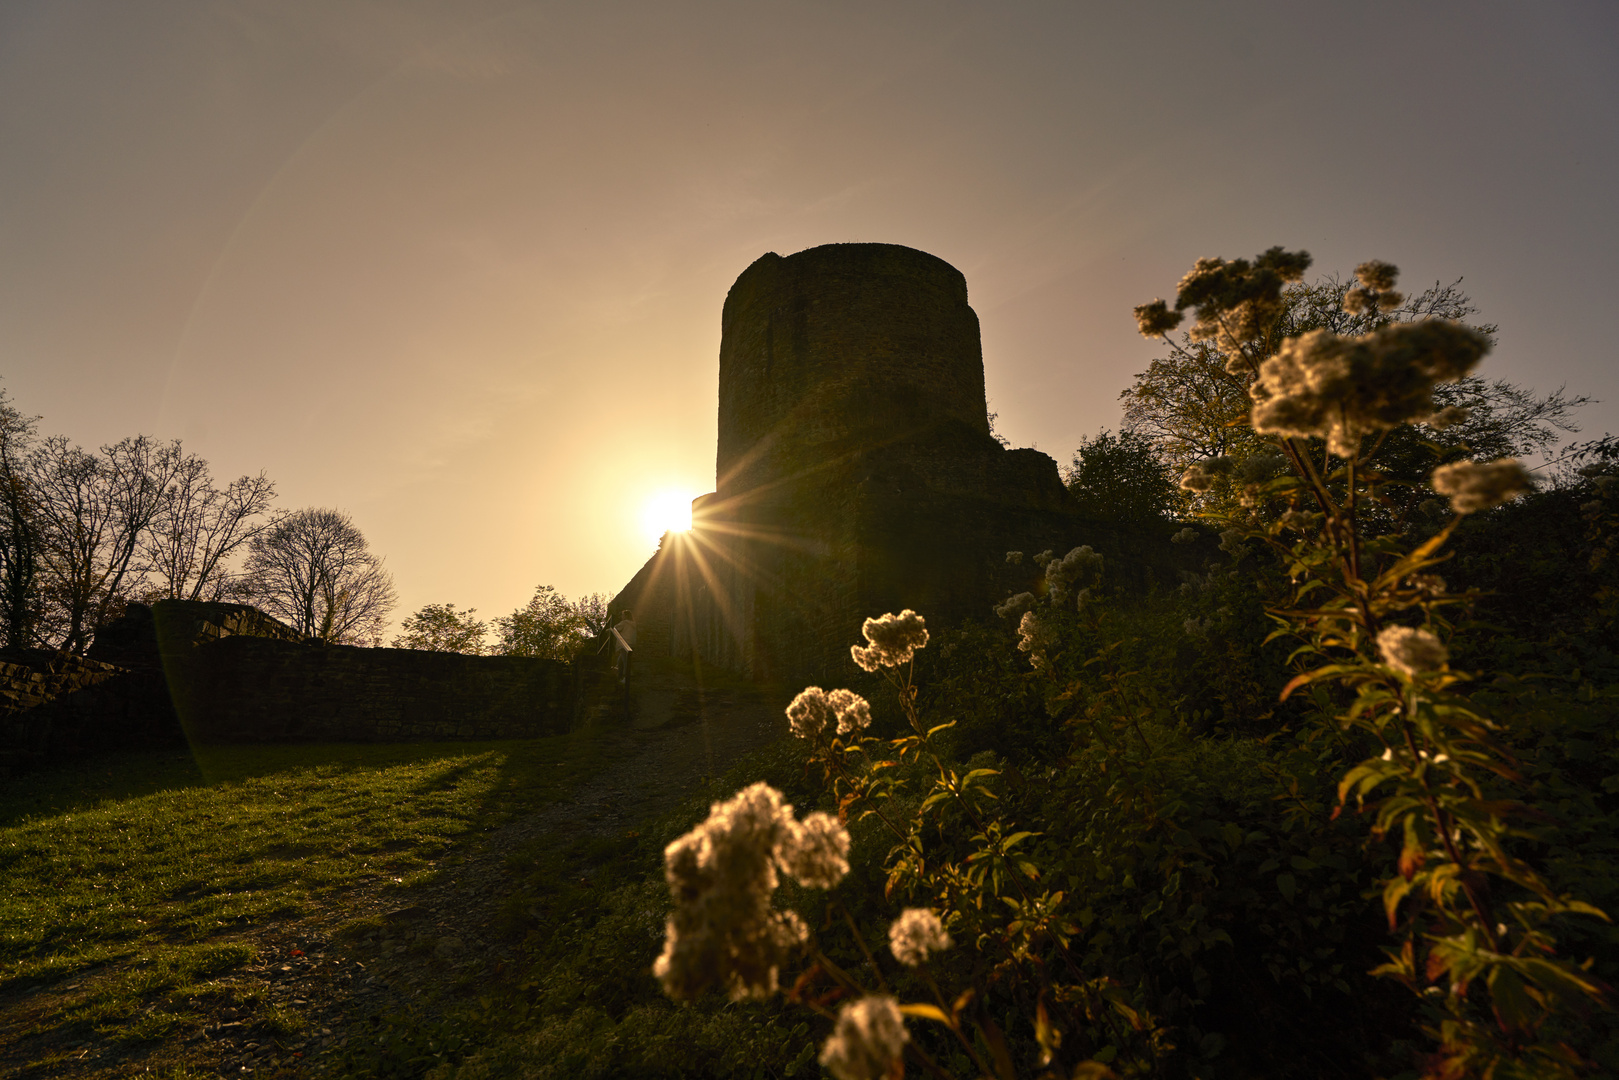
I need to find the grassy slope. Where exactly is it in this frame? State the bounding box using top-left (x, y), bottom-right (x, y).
top-left (0, 733), bottom-right (617, 1068)
top-left (305, 736), bottom-right (822, 1080)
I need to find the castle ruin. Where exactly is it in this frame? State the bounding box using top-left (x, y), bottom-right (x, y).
top-left (610, 242), bottom-right (1089, 682)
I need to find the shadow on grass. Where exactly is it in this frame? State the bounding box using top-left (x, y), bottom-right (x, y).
top-left (0, 730), bottom-right (623, 830)
top-left (1, 645), bottom-right (782, 830)
top-left (0, 655), bottom-right (803, 1074)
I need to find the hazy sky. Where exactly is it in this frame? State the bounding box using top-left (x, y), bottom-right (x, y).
top-left (3, 0), bottom-right (1615, 634)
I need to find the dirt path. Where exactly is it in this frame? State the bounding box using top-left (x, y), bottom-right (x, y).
top-left (5, 670), bottom-right (791, 1079)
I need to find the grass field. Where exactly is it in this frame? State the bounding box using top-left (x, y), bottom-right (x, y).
top-left (0, 731), bottom-right (619, 1064)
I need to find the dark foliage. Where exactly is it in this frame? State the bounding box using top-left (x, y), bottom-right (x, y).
top-left (1065, 429), bottom-right (1180, 525)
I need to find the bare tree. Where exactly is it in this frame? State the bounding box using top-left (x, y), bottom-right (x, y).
top-left (144, 456), bottom-right (278, 602)
top-left (0, 389), bottom-right (42, 649)
top-left (243, 508), bottom-right (396, 645)
top-left (26, 435), bottom-right (185, 652)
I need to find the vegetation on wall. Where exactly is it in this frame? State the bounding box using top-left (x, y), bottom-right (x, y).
top-left (390, 587), bottom-right (610, 658)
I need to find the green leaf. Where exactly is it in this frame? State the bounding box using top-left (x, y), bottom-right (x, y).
top-left (1276, 873), bottom-right (1297, 902)
top-left (1561, 899), bottom-right (1612, 921)
top-left (1382, 876), bottom-right (1415, 930)
top-left (1487, 963), bottom-right (1537, 1032)
top-left (1513, 956), bottom-right (1608, 1000)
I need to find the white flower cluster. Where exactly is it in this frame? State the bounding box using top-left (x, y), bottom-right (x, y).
top-left (1407, 573), bottom-right (1446, 597)
top-left (786, 686), bottom-right (872, 740)
top-left (1420, 405), bottom-right (1470, 431)
top-left (819, 996), bottom-right (910, 1080)
top-left (1175, 248), bottom-right (1313, 363)
top-left (1171, 527), bottom-right (1197, 544)
top-left (789, 812), bottom-right (854, 890)
top-left (1004, 550), bottom-right (1025, 565)
top-left (1341, 260), bottom-right (1404, 316)
top-left (1133, 297), bottom-right (1182, 338)
top-left (888, 908), bottom-right (952, 967)
top-left (1179, 455), bottom-right (1235, 493)
top-left (654, 782), bottom-right (850, 1001)
top-left (1044, 545), bottom-right (1103, 604)
top-left (1430, 458), bottom-right (1533, 514)
top-left (1248, 320), bottom-right (1490, 458)
top-left (993, 591), bottom-right (1036, 620)
top-left (1376, 626), bottom-right (1449, 677)
top-left (1016, 610), bottom-right (1054, 668)
top-left (850, 610), bottom-right (929, 672)
top-left (1237, 452), bottom-right (1289, 485)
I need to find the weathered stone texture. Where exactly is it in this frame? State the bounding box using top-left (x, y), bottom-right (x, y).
top-left (0, 649), bottom-right (178, 773)
top-left (717, 243), bottom-right (990, 500)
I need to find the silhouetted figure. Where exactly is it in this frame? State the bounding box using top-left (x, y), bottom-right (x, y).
top-left (610, 609), bottom-right (636, 685)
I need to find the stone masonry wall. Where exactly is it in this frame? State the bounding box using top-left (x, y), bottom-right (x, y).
top-left (716, 243), bottom-right (989, 500)
top-left (1, 600), bottom-right (579, 771)
top-left (165, 637), bottom-right (575, 744)
top-left (0, 649), bottom-right (179, 774)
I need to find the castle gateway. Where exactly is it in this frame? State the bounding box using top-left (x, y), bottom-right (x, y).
top-left (610, 242), bottom-right (1088, 683)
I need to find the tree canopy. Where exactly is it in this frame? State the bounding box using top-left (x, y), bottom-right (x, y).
top-left (1063, 428), bottom-right (1177, 524)
top-left (0, 382), bottom-right (289, 651)
top-left (494, 585), bottom-right (607, 661)
top-left (392, 603), bottom-right (488, 654)
top-left (1122, 268), bottom-right (1587, 516)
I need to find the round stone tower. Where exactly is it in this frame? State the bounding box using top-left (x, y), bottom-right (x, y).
top-left (715, 243), bottom-right (989, 499)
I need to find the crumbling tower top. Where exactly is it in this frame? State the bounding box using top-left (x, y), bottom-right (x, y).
top-left (715, 242), bottom-right (990, 498)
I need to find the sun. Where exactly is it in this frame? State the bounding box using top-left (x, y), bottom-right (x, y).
top-left (640, 488), bottom-right (694, 540)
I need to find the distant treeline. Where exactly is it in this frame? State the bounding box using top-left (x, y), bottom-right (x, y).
top-left (0, 384), bottom-right (397, 652)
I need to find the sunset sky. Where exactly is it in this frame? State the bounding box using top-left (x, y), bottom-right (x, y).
top-left (3, 0), bottom-right (1615, 634)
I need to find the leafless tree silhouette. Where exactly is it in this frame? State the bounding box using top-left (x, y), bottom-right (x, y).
top-left (243, 508), bottom-right (396, 645)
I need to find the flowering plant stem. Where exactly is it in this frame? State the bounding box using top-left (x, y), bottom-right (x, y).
top-left (1153, 250), bottom-right (1613, 1075)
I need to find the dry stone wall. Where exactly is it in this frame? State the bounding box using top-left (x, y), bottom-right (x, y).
top-left (1, 600), bottom-right (580, 772)
top-left (165, 636), bottom-right (575, 744)
top-left (0, 649), bottom-right (178, 774)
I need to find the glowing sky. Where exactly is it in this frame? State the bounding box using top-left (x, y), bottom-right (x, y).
top-left (3, 1), bottom-right (1615, 633)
